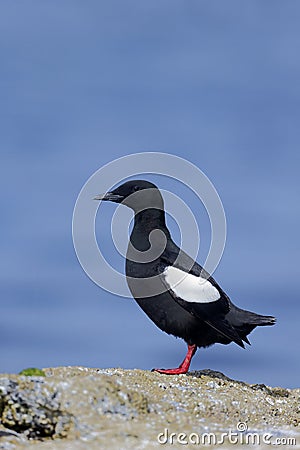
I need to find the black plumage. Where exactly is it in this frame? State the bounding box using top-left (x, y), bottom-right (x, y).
top-left (95, 180), bottom-right (276, 374)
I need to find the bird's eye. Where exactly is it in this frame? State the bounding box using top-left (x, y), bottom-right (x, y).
top-left (133, 185), bottom-right (139, 192)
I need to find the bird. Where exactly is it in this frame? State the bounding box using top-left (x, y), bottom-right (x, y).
top-left (94, 180), bottom-right (276, 375)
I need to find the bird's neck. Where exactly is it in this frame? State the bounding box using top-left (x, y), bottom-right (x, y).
top-left (134, 208), bottom-right (168, 231)
top-left (129, 208), bottom-right (170, 252)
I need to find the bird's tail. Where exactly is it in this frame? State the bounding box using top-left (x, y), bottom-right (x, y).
top-left (228, 304), bottom-right (276, 327)
top-left (227, 306), bottom-right (276, 346)
top-left (244, 312), bottom-right (276, 326)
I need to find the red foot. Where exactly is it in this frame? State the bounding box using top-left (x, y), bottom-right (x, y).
top-left (152, 344), bottom-right (197, 375)
top-left (152, 366), bottom-right (189, 375)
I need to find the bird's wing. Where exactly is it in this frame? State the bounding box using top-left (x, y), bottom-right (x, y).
top-left (159, 255), bottom-right (244, 348)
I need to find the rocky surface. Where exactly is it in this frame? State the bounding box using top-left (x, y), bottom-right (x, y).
top-left (0, 367), bottom-right (299, 449)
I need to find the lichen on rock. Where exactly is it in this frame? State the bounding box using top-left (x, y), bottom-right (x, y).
top-left (0, 376), bottom-right (72, 439)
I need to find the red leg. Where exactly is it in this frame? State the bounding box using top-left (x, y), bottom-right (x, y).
top-left (152, 344), bottom-right (197, 375)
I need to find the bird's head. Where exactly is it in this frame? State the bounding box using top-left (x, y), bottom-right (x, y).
top-left (94, 180), bottom-right (164, 213)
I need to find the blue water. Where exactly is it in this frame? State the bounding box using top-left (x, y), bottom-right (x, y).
top-left (1, 1), bottom-right (299, 388)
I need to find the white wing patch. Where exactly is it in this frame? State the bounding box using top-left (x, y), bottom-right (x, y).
top-left (163, 266), bottom-right (220, 303)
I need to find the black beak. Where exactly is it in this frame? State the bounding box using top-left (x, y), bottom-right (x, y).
top-left (93, 192), bottom-right (124, 202)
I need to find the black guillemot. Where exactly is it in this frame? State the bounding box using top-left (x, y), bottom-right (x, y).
top-left (94, 180), bottom-right (276, 374)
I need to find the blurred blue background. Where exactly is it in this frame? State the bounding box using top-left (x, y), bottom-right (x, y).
top-left (1, 1), bottom-right (299, 387)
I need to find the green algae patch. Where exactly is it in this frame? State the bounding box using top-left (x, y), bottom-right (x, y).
top-left (19, 368), bottom-right (46, 377)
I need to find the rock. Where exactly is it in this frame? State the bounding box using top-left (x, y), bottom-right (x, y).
top-left (0, 367), bottom-right (299, 449)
